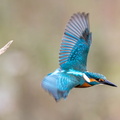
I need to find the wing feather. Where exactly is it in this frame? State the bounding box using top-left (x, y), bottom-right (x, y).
top-left (59, 12), bottom-right (92, 71)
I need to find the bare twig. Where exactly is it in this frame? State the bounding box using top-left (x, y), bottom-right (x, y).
top-left (0, 40), bottom-right (13, 55)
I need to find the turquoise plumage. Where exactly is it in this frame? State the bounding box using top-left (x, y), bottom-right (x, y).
top-left (41, 12), bottom-right (117, 101)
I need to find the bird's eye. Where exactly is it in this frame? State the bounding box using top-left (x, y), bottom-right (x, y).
top-left (98, 79), bottom-right (101, 82)
top-left (98, 79), bottom-right (104, 82)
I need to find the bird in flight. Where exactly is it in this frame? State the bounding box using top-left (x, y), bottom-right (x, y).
top-left (41, 12), bottom-right (117, 101)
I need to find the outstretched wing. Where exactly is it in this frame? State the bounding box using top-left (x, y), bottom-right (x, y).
top-left (59, 12), bottom-right (92, 71)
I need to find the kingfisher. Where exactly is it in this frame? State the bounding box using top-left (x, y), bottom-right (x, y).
top-left (41, 12), bottom-right (117, 101)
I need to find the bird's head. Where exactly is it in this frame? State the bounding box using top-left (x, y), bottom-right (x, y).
top-left (84, 72), bottom-right (117, 87)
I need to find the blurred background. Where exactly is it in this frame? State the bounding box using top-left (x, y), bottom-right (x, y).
top-left (0, 0), bottom-right (120, 120)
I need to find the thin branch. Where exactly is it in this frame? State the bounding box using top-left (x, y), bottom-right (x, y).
top-left (0, 40), bottom-right (13, 55)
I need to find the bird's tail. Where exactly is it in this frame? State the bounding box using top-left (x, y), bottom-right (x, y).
top-left (41, 75), bottom-right (69, 101)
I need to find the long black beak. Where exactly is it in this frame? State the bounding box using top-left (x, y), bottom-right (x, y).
top-left (102, 80), bottom-right (117, 87)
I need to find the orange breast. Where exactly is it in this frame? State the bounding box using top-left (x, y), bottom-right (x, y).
top-left (75, 78), bottom-right (97, 88)
top-left (75, 82), bottom-right (92, 88)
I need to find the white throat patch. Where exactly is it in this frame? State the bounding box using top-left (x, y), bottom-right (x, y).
top-left (83, 73), bottom-right (90, 82)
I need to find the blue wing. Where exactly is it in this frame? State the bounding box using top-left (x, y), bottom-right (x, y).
top-left (59, 12), bottom-right (92, 71)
